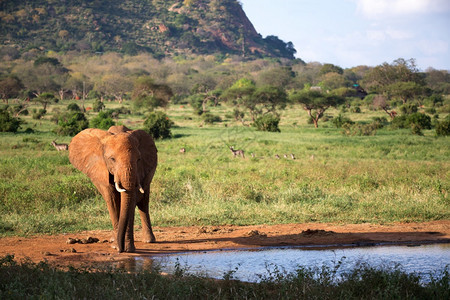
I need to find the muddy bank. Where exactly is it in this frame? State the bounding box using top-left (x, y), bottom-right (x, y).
top-left (1, 221), bottom-right (449, 268)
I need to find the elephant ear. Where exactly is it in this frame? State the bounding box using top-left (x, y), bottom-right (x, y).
top-left (130, 130), bottom-right (158, 181)
top-left (69, 128), bottom-right (111, 187)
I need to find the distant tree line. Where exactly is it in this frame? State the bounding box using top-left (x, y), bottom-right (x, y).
top-left (1, 51), bottom-right (449, 135)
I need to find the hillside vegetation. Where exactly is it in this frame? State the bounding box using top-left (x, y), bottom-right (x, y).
top-left (0, 0), bottom-right (296, 59)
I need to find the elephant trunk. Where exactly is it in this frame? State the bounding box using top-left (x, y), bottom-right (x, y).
top-left (117, 191), bottom-right (136, 253)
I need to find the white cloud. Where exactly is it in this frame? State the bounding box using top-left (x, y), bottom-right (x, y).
top-left (356, 0), bottom-right (450, 19)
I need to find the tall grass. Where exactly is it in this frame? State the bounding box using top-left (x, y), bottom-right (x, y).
top-left (0, 255), bottom-right (448, 299)
top-left (0, 102), bottom-right (449, 236)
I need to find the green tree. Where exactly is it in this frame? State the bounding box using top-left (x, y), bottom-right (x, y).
top-left (132, 76), bottom-right (173, 110)
top-left (319, 63), bottom-right (344, 75)
top-left (35, 92), bottom-right (58, 110)
top-left (385, 81), bottom-right (424, 104)
top-left (0, 75), bottom-right (24, 104)
top-left (361, 58), bottom-right (424, 94)
top-left (289, 89), bottom-right (345, 128)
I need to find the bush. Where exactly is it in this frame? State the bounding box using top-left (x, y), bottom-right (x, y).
top-left (67, 103), bottom-right (81, 111)
top-left (143, 111), bottom-right (173, 139)
top-left (253, 114), bottom-right (280, 132)
top-left (90, 110), bottom-right (115, 130)
top-left (391, 115), bottom-right (408, 129)
top-left (372, 116), bottom-right (388, 129)
top-left (332, 114), bottom-right (354, 128)
top-left (32, 109), bottom-right (46, 120)
top-left (0, 107), bottom-right (22, 132)
top-left (342, 123), bottom-right (378, 136)
top-left (400, 103), bottom-right (418, 115)
top-left (54, 111), bottom-right (88, 136)
top-left (435, 116), bottom-right (450, 136)
top-left (407, 113), bottom-right (432, 130)
top-left (93, 100), bottom-right (105, 112)
top-left (189, 94), bottom-right (204, 115)
top-left (202, 113), bottom-right (222, 124)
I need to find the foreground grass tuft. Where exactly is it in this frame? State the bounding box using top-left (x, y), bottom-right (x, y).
top-left (0, 255), bottom-right (448, 299)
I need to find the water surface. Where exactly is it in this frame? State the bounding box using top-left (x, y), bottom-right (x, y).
top-left (148, 243), bottom-right (450, 283)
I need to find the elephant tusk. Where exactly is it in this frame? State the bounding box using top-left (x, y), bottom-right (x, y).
top-left (138, 185), bottom-right (145, 194)
top-left (115, 182), bottom-right (127, 193)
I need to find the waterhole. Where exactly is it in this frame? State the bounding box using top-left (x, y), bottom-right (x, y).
top-left (125, 243), bottom-right (450, 283)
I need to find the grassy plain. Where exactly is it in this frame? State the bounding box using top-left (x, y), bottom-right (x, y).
top-left (0, 100), bottom-right (449, 236)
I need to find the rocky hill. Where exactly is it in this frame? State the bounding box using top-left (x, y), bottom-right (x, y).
top-left (0, 0), bottom-right (297, 59)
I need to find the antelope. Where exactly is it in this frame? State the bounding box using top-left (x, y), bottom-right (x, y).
top-left (51, 140), bottom-right (68, 151)
top-left (274, 154), bottom-right (280, 159)
top-left (291, 153), bottom-right (296, 160)
top-left (180, 148), bottom-right (186, 154)
top-left (284, 154), bottom-right (288, 158)
top-left (230, 146), bottom-right (245, 158)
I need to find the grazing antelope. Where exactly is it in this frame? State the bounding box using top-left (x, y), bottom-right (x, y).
top-left (179, 148), bottom-right (186, 154)
top-left (284, 154), bottom-right (288, 158)
top-left (274, 154), bottom-right (280, 159)
top-left (230, 146), bottom-right (245, 158)
top-left (291, 153), bottom-right (296, 160)
top-left (51, 140), bottom-right (68, 151)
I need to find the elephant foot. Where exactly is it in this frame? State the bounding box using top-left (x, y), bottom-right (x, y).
top-left (124, 244), bottom-right (136, 253)
top-left (143, 233), bottom-right (156, 243)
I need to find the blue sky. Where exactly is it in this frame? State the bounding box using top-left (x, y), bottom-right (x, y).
top-left (240, 0), bottom-right (450, 71)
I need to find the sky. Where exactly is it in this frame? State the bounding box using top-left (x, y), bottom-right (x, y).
top-left (240, 0), bottom-right (450, 71)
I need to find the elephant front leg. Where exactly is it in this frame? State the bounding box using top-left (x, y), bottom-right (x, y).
top-left (99, 186), bottom-right (121, 245)
top-left (137, 194), bottom-right (156, 243)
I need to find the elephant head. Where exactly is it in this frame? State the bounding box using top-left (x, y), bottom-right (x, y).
top-left (69, 125), bottom-right (157, 253)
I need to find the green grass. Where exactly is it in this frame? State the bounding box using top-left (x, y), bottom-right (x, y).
top-left (0, 101), bottom-right (449, 236)
top-left (0, 255), bottom-right (448, 299)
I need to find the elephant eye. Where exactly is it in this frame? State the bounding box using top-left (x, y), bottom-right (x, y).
top-left (109, 157), bottom-right (116, 162)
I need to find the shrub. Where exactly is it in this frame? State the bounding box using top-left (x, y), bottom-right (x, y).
top-left (332, 114), bottom-right (354, 128)
top-left (189, 94), bottom-right (204, 115)
top-left (372, 116), bottom-right (388, 129)
top-left (202, 113), bottom-right (222, 124)
top-left (93, 100), bottom-right (105, 112)
top-left (391, 113), bottom-right (431, 134)
top-left (233, 108), bottom-right (244, 121)
top-left (400, 103), bottom-right (418, 115)
top-left (342, 123), bottom-right (378, 136)
top-left (54, 111), bottom-right (88, 136)
top-left (253, 114), bottom-right (280, 132)
top-left (67, 103), bottom-right (81, 111)
top-left (406, 113), bottom-right (432, 130)
top-left (350, 106), bottom-right (361, 113)
top-left (391, 115), bottom-right (408, 129)
top-left (90, 111), bottom-right (115, 130)
top-left (32, 109), bottom-right (46, 120)
top-left (0, 106), bottom-right (22, 132)
top-left (143, 111), bottom-right (173, 139)
top-left (435, 116), bottom-right (450, 136)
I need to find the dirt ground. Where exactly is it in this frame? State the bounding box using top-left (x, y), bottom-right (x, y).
top-left (1, 221), bottom-right (449, 269)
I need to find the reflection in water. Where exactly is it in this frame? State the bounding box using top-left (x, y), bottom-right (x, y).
top-left (145, 244), bottom-right (450, 283)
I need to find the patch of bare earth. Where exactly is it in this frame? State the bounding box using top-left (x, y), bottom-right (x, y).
top-left (1, 221), bottom-right (449, 268)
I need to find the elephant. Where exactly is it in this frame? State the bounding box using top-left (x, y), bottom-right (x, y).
top-left (69, 125), bottom-right (157, 253)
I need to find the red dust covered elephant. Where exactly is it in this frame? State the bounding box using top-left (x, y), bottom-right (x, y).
top-left (69, 126), bottom-right (157, 253)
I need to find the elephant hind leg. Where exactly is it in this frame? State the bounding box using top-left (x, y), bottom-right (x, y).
top-left (137, 195), bottom-right (156, 243)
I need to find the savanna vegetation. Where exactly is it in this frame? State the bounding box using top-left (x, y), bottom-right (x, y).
top-left (1, 6), bottom-right (449, 293)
